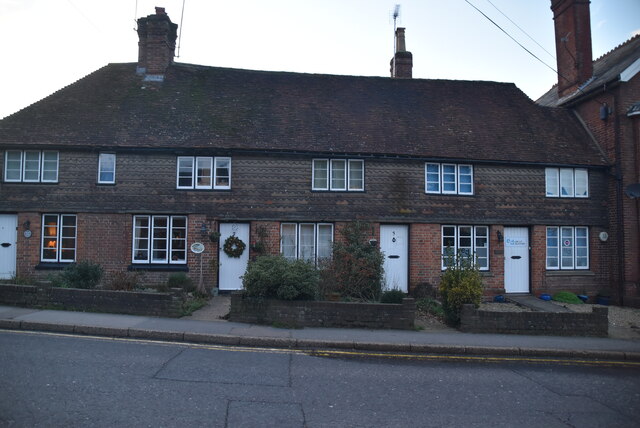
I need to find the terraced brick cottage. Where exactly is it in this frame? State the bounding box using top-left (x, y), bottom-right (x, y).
top-left (0, 7), bottom-right (612, 298)
top-left (538, 0), bottom-right (640, 306)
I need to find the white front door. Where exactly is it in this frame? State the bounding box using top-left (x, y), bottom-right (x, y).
top-left (0, 215), bottom-right (18, 279)
top-left (218, 223), bottom-right (250, 291)
top-left (380, 225), bottom-right (408, 292)
top-left (504, 227), bottom-right (530, 293)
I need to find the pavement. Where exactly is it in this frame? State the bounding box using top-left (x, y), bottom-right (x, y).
top-left (1, 296), bottom-right (639, 362)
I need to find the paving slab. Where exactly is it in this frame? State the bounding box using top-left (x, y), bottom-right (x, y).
top-left (508, 294), bottom-right (571, 312)
top-left (12, 310), bottom-right (151, 328)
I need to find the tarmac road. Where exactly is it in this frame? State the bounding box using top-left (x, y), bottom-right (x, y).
top-left (1, 330), bottom-right (639, 427)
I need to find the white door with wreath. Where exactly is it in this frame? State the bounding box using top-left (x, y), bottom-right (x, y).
top-left (218, 223), bottom-right (250, 291)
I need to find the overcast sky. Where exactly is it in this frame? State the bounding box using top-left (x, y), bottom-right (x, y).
top-left (0, 0), bottom-right (639, 119)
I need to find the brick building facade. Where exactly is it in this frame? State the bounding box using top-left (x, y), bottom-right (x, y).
top-left (538, 0), bottom-right (640, 306)
top-left (0, 7), bottom-right (617, 301)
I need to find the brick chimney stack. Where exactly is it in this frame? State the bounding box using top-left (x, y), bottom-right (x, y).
top-left (136, 7), bottom-right (178, 81)
top-left (390, 27), bottom-right (413, 78)
top-left (551, 0), bottom-right (593, 97)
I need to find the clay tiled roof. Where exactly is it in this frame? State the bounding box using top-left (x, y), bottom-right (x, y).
top-left (0, 62), bottom-right (606, 166)
top-left (537, 34), bottom-right (640, 107)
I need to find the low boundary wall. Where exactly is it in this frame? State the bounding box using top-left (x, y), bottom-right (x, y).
top-left (0, 284), bottom-right (182, 318)
top-left (460, 304), bottom-right (609, 337)
top-left (230, 293), bottom-right (415, 330)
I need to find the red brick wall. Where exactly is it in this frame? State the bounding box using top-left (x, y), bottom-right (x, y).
top-left (571, 76), bottom-right (640, 303)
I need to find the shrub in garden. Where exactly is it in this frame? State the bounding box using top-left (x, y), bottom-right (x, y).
top-left (380, 288), bottom-right (406, 304)
top-left (242, 255), bottom-right (319, 300)
top-left (439, 252), bottom-right (483, 325)
top-left (51, 261), bottom-right (103, 289)
top-left (108, 271), bottom-right (143, 291)
top-left (319, 221), bottom-right (384, 301)
top-left (553, 291), bottom-right (583, 304)
top-left (167, 273), bottom-right (195, 293)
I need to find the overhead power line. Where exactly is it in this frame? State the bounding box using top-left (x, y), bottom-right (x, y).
top-left (463, 0), bottom-right (558, 76)
top-left (483, 0), bottom-right (556, 60)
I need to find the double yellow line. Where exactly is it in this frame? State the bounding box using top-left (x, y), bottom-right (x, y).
top-left (4, 329), bottom-right (639, 368)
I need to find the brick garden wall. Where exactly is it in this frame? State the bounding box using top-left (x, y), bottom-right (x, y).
top-left (0, 284), bottom-right (182, 317)
top-left (230, 293), bottom-right (416, 330)
top-left (460, 304), bottom-right (608, 337)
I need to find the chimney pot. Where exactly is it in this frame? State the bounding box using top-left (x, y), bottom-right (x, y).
top-left (136, 8), bottom-right (178, 80)
top-left (390, 27), bottom-right (413, 78)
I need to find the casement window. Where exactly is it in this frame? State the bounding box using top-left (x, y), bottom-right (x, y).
top-left (425, 163), bottom-right (473, 195)
top-left (441, 225), bottom-right (489, 270)
top-left (98, 153), bottom-right (116, 184)
top-left (4, 150), bottom-right (58, 183)
top-left (312, 159), bottom-right (364, 191)
top-left (132, 215), bottom-right (187, 264)
top-left (546, 226), bottom-right (589, 270)
top-left (176, 156), bottom-right (231, 190)
top-left (41, 214), bottom-right (76, 262)
top-left (280, 223), bottom-right (333, 263)
top-left (545, 168), bottom-right (588, 198)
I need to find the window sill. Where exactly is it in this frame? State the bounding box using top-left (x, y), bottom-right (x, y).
top-left (546, 270), bottom-right (594, 276)
top-left (128, 264), bottom-right (189, 272)
top-left (35, 262), bottom-right (73, 270)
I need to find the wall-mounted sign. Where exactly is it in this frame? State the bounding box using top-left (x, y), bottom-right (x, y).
top-left (23, 230), bottom-right (32, 238)
top-left (505, 238), bottom-right (526, 246)
top-left (190, 242), bottom-right (205, 254)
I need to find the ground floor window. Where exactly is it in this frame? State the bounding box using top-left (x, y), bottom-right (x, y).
top-left (546, 226), bottom-right (588, 270)
top-left (280, 223), bottom-right (333, 263)
top-left (133, 215), bottom-right (187, 264)
top-left (41, 214), bottom-right (76, 262)
top-left (441, 225), bottom-right (489, 270)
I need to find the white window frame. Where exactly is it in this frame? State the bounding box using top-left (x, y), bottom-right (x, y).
top-left (312, 159), bottom-right (329, 190)
top-left (425, 163), bottom-right (441, 193)
top-left (280, 222), bottom-right (334, 264)
top-left (195, 157), bottom-right (212, 189)
top-left (546, 226), bottom-right (589, 270)
top-left (176, 156), bottom-right (231, 190)
top-left (441, 225), bottom-right (489, 271)
top-left (458, 164), bottom-right (473, 195)
top-left (176, 157), bottom-right (195, 189)
top-left (98, 153), bottom-right (116, 184)
top-left (23, 151), bottom-right (41, 182)
top-left (425, 163), bottom-right (474, 195)
top-left (41, 151), bottom-right (59, 182)
top-left (545, 168), bottom-right (589, 198)
top-left (214, 157), bottom-right (231, 190)
top-left (312, 159), bottom-right (364, 192)
top-left (40, 214), bottom-right (77, 263)
top-left (348, 159), bottom-right (364, 191)
top-left (4, 150), bottom-right (58, 183)
top-left (132, 215), bottom-right (188, 264)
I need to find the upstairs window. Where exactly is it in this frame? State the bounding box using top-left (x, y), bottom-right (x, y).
top-left (281, 223), bottom-right (333, 263)
top-left (177, 156), bottom-right (231, 190)
top-left (98, 153), bottom-right (116, 184)
top-left (425, 163), bottom-right (473, 195)
top-left (41, 214), bottom-right (76, 263)
top-left (312, 159), bottom-right (364, 191)
top-left (545, 168), bottom-right (588, 198)
top-left (132, 215), bottom-right (187, 264)
top-left (4, 150), bottom-right (58, 183)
